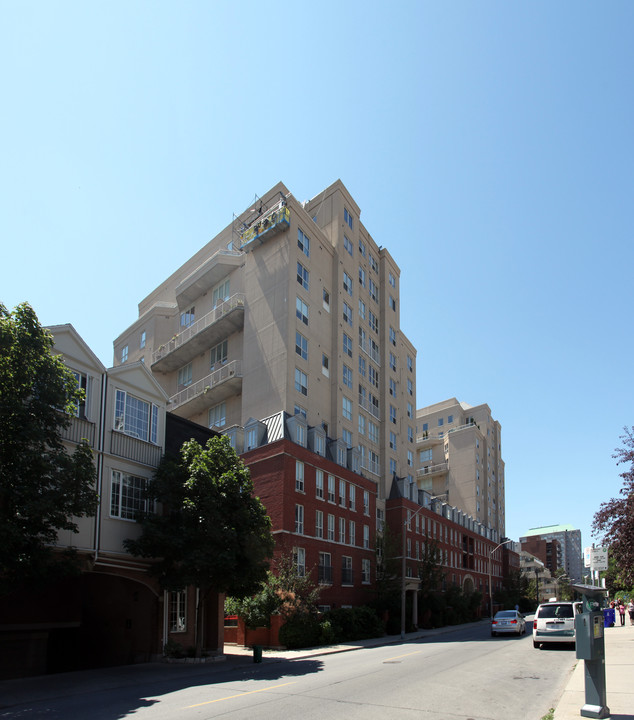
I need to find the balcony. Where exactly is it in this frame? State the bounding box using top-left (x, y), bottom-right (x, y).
top-left (239, 204), bottom-right (290, 251)
top-left (152, 294), bottom-right (245, 372)
top-left (175, 250), bottom-right (244, 306)
top-left (416, 462), bottom-right (448, 478)
top-left (168, 359), bottom-right (242, 417)
top-left (415, 432), bottom-right (445, 446)
top-left (109, 430), bottom-right (163, 468)
top-left (60, 415), bottom-right (96, 448)
top-left (359, 336), bottom-right (381, 365)
top-left (358, 393), bottom-right (380, 420)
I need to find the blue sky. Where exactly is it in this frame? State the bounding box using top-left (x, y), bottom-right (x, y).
top-left (2, 1), bottom-right (633, 554)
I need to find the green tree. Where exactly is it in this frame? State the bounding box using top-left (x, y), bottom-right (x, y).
top-left (0, 302), bottom-right (98, 594)
top-left (593, 427), bottom-right (634, 587)
top-left (125, 436), bottom-right (274, 656)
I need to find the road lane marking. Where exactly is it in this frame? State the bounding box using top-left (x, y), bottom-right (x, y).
top-left (185, 681), bottom-right (297, 708)
top-left (383, 650), bottom-right (422, 662)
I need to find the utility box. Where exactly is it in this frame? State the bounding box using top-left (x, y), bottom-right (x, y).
top-left (575, 612), bottom-right (604, 661)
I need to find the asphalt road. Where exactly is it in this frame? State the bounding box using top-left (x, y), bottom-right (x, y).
top-left (0, 624), bottom-right (577, 720)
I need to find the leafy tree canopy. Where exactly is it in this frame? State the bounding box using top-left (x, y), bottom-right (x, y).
top-left (593, 426), bottom-right (634, 587)
top-left (0, 302), bottom-right (98, 592)
top-left (125, 436), bottom-right (274, 599)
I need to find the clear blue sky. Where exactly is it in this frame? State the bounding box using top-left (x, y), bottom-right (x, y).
top-left (2, 1), bottom-right (633, 554)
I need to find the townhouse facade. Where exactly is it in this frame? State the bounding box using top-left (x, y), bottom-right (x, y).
top-left (0, 325), bottom-right (223, 679)
top-left (415, 398), bottom-right (506, 539)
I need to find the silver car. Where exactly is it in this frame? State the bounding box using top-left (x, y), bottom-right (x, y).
top-left (491, 610), bottom-right (526, 636)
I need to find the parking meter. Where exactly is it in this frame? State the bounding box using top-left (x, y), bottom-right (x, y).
top-left (572, 584), bottom-right (610, 719)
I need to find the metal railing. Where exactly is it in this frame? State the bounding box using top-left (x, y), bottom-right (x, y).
top-left (110, 430), bottom-right (163, 468)
top-left (168, 359), bottom-right (242, 409)
top-left (152, 294), bottom-right (245, 365)
top-left (358, 394), bottom-right (380, 420)
top-left (416, 462), bottom-right (448, 477)
top-left (60, 416), bottom-right (96, 447)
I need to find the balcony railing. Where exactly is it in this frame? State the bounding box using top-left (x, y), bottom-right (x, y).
top-left (358, 336), bottom-right (381, 365)
top-left (239, 204), bottom-right (290, 250)
top-left (110, 430), bottom-right (163, 468)
top-left (358, 394), bottom-right (380, 420)
top-left (60, 415), bottom-right (96, 447)
top-left (168, 359), bottom-right (242, 414)
top-left (152, 294), bottom-right (245, 370)
top-left (416, 462), bottom-right (448, 478)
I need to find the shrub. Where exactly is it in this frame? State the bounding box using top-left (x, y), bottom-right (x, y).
top-left (279, 613), bottom-right (321, 649)
top-left (323, 606), bottom-right (384, 643)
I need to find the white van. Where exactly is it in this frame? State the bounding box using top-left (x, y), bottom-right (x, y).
top-left (532, 600), bottom-right (582, 648)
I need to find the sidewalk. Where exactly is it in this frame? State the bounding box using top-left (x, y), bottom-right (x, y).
top-left (553, 622), bottom-right (634, 720)
top-left (1, 620), bottom-right (632, 718)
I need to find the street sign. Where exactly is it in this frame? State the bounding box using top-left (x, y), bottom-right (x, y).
top-left (590, 547), bottom-right (608, 571)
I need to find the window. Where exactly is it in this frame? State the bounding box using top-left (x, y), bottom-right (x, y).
top-left (369, 279), bottom-right (378, 302)
top-left (390, 458), bottom-right (397, 475)
top-left (180, 307), bottom-right (195, 328)
top-left (327, 513), bottom-right (335, 540)
top-left (368, 365), bottom-right (379, 388)
top-left (210, 340), bottom-right (228, 368)
top-left (212, 280), bottom-right (230, 306)
top-left (343, 271), bottom-right (353, 296)
top-left (121, 345), bottom-right (128, 363)
top-left (422, 422), bottom-right (428, 432)
top-left (369, 254), bottom-right (378, 273)
top-left (362, 558), bottom-right (371, 583)
top-left (169, 590), bottom-right (187, 632)
top-left (358, 298), bottom-right (366, 321)
top-left (389, 295), bottom-right (396, 311)
top-left (369, 310), bottom-right (378, 334)
top-left (390, 404), bottom-right (397, 424)
top-left (363, 490), bottom-right (370, 516)
top-left (296, 297), bottom-right (309, 325)
top-left (342, 427), bottom-right (352, 447)
top-left (316, 469), bottom-right (324, 499)
top-left (358, 414), bottom-right (365, 436)
top-left (358, 355), bottom-right (366, 378)
top-left (298, 228), bottom-right (310, 257)
top-left (315, 510), bottom-right (324, 538)
top-left (208, 402), bottom-right (226, 428)
top-left (295, 368), bottom-right (308, 396)
top-left (295, 331), bottom-right (308, 360)
top-left (344, 207), bottom-right (353, 229)
top-left (339, 479), bottom-right (346, 507)
top-left (389, 326), bottom-right (396, 346)
top-left (343, 364), bottom-right (353, 389)
top-left (328, 475), bottom-right (335, 503)
top-left (349, 484), bottom-right (356, 511)
top-left (368, 420), bottom-right (379, 445)
top-left (349, 521), bottom-right (356, 546)
top-left (294, 404), bottom-right (307, 419)
top-left (343, 396), bottom-right (352, 420)
top-left (297, 261), bottom-right (309, 290)
top-left (343, 301), bottom-right (353, 326)
top-left (114, 389), bottom-right (159, 444)
top-left (339, 516), bottom-right (346, 543)
top-left (407, 450), bottom-right (413, 466)
top-left (295, 504), bottom-right (304, 534)
top-left (344, 234), bottom-right (353, 256)
top-left (363, 524), bottom-right (370, 549)
top-left (389, 378), bottom-right (396, 396)
top-left (71, 370), bottom-right (88, 418)
top-left (246, 427), bottom-right (258, 450)
top-left (358, 266), bottom-right (366, 288)
top-left (293, 547), bottom-right (306, 577)
top-left (389, 271), bottom-right (396, 288)
top-left (343, 333), bottom-right (353, 357)
top-left (438, 418), bottom-right (444, 427)
top-left (140, 331), bottom-right (146, 349)
top-left (319, 552), bottom-right (332, 583)
top-left (408, 426), bottom-right (414, 444)
top-left (389, 353), bottom-right (397, 372)
top-left (448, 414), bottom-right (454, 424)
top-left (407, 355), bottom-right (413, 372)
top-left (358, 238), bottom-right (366, 257)
top-left (178, 363), bottom-right (192, 388)
top-left (407, 379), bottom-right (413, 396)
top-left (110, 470), bottom-right (153, 520)
top-left (322, 353), bottom-right (330, 377)
top-left (295, 460), bottom-right (305, 492)
top-left (389, 431), bottom-right (396, 450)
top-left (342, 555), bottom-right (353, 585)
top-left (323, 288), bottom-right (330, 311)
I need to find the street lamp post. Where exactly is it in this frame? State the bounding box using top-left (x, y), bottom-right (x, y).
top-left (488, 539), bottom-right (512, 618)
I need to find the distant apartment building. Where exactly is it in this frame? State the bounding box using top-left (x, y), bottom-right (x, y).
top-left (521, 536), bottom-right (561, 576)
top-left (520, 524), bottom-right (583, 582)
top-left (415, 398), bottom-right (505, 539)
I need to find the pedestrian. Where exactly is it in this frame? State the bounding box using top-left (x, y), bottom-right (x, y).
top-left (617, 598), bottom-right (626, 626)
top-left (628, 599), bottom-right (634, 626)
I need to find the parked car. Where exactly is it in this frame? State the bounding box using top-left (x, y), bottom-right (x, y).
top-left (491, 610), bottom-right (526, 636)
top-left (532, 600), bottom-right (582, 648)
